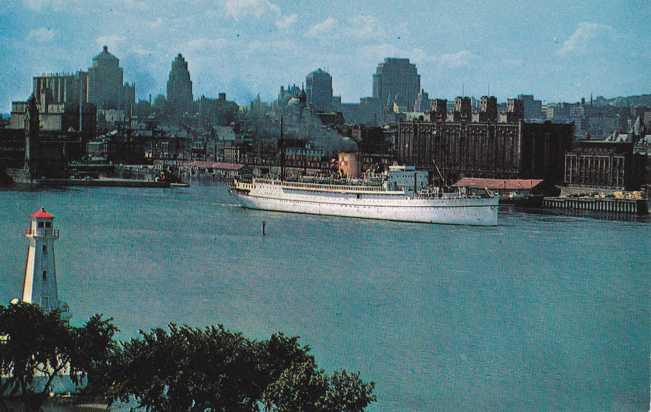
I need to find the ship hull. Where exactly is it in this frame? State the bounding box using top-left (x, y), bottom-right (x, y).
top-left (232, 191), bottom-right (499, 226)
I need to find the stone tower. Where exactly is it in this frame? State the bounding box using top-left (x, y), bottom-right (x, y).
top-left (24, 94), bottom-right (40, 173)
top-left (21, 208), bottom-right (68, 317)
top-left (166, 54), bottom-right (194, 117)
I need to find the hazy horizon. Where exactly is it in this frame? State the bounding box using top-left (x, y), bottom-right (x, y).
top-left (1, 0), bottom-right (649, 112)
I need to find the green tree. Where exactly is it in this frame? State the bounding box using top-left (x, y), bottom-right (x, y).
top-left (321, 370), bottom-right (376, 412)
top-left (70, 314), bottom-right (119, 395)
top-left (0, 303), bottom-right (117, 411)
top-left (107, 324), bottom-right (264, 411)
top-left (106, 324), bottom-right (375, 412)
top-left (263, 361), bottom-right (376, 412)
top-left (253, 333), bottom-right (314, 392)
top-left (263, 360), bottom-right (328, 411)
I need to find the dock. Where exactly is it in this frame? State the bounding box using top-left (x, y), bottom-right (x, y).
top-left (542, 196), bottom-right (648, 215)
top-left (40, 178), bottom-right (171, 188)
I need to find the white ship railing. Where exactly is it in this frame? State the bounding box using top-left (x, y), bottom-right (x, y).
top-left (254, 179), bottom-right (396, 194)
top-left (240, 178), bottom-right (498, 200)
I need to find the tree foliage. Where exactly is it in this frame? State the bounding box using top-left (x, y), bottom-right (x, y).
top-left (107, 324), bottom-right (264, 411)
top-left (0, 303), bottom-right (117, 411)
top-left (263, 361), bottom-right (376, 412)
top-left (107, 324), bottom-right (375, 412)
top-left (0, 305), bottom-right (375, 411)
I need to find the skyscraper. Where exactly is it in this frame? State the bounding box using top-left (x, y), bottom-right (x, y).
top-left (517, 94), bottom-right (543, 121)
top-left (166, 54), bottom-right (193, 116)
top-left (305, 68), bottom-right (333, 112)
top-left (372, 58), bottom-right (420, 111)
top-left (413, 89), bottom-right (430, 112)
top-left (87, 46), bottom-right (133, 110)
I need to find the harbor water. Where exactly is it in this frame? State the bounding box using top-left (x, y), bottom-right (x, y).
top-left (0, 184), bottom-right (648, 411)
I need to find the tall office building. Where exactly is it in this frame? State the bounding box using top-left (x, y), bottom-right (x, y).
top-left (166, 54), bottom-right (194, 116)
top-left (33, 72), bottom-right (88, 107)
top-left (87, 46), bottom-right (133, 110)
top-left (413, 89), bottom-right (430, 112)
top-left (305, 68), bottom-right (333, 112)
top-left (517, 94), bottom-right (543, 121)
top-left (372, 58), bottom-right (420, 111)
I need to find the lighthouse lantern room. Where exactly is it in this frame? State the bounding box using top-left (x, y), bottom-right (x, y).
top-left (22, 208), bottom-right (66, 314)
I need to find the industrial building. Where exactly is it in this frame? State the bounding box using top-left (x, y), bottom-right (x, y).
top-left (563, 141), bottom-right (646, 191)
top-left (397, 96), bottom-right (574, 186)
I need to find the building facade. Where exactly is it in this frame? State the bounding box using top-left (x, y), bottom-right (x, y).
top-left (1, 96), bottom-right (85, 179)
top-left (9, 92), bottom-right (96, 136)
top-left (564, 141), bottom-right (645, 190)
top-left (517, 94), bottom-right (543, 121)
top-left (372, 58), bottom-right (420, 112)
top-left (340, 97), bottom-right (383, 126)
top-left (87, 46), bottom-right (135, 110)
top-left (166, 54), bottom-right (194, 116)
top-left (305, 68), bottom-right (333, 112)
top-left (397, 97), bottom-right (574, 185)
top-left (33, 71), bottom-right (88, 107)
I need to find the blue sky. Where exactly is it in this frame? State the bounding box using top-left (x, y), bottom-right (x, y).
top-left (0, 0), bottom-right (649, 112)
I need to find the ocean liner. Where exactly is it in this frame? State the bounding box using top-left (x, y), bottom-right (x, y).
top-left (231, 165), bottom-right (499, 226)
top-left (230, 115), bottom-right (498, 225)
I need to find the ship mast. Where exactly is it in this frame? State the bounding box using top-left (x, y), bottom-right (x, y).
top-left (279, 116), bottom-right (286, 181)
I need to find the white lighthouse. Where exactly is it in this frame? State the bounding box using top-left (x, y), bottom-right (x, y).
top-left (21, 208), bottom-right (69, 317)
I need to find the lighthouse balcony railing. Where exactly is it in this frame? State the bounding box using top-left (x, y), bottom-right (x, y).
top-left (24, 228), bottom-right (59, 238)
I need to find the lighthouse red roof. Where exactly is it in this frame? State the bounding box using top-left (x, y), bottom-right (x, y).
top-left (31, 208), bottom-right (54, 219)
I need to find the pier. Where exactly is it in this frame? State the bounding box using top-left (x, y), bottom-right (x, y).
top-left (542, 197), bottom-right (648, 215)
top-left (40, 178), bottom-right (171, 188)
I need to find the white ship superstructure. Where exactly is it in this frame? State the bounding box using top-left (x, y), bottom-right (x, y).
top-left (231, 166), bottom-right (499, 226)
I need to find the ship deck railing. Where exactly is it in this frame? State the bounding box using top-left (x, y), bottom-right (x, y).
top-left (254, 178), bottom-right (390, 193)
top-left (244, 179), bottom-right (496, 199)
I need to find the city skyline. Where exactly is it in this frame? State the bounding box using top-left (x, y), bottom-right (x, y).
top-left (0, 0), bottom-right (649, 113)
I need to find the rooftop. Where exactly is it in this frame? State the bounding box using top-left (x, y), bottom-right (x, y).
top-left (31, 207), bottom-right (54, 219)
top-left (453, 178), bottom-right (543, 190)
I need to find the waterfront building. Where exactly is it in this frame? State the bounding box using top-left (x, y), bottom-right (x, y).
top-left (21, 208), bottom-right (69, 317)
top-left (87, 46), bottom-right (135, 110)
top-left (1, 96), bottom-right (86, 180)
top-left (305, 68), bottom-right (333, 112)
top-left (166, 54), bottom-right (194, 116)
top-left (9, 97), bottom-right (96, 135)
top-left (564, 141), bottom-right (646, 191)
top-left (396, 96), bottom-right (574, 186)
top-left (372, 58), bottom-right (420, 112)
top-left (10, 71), bottom-right (96, 135)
